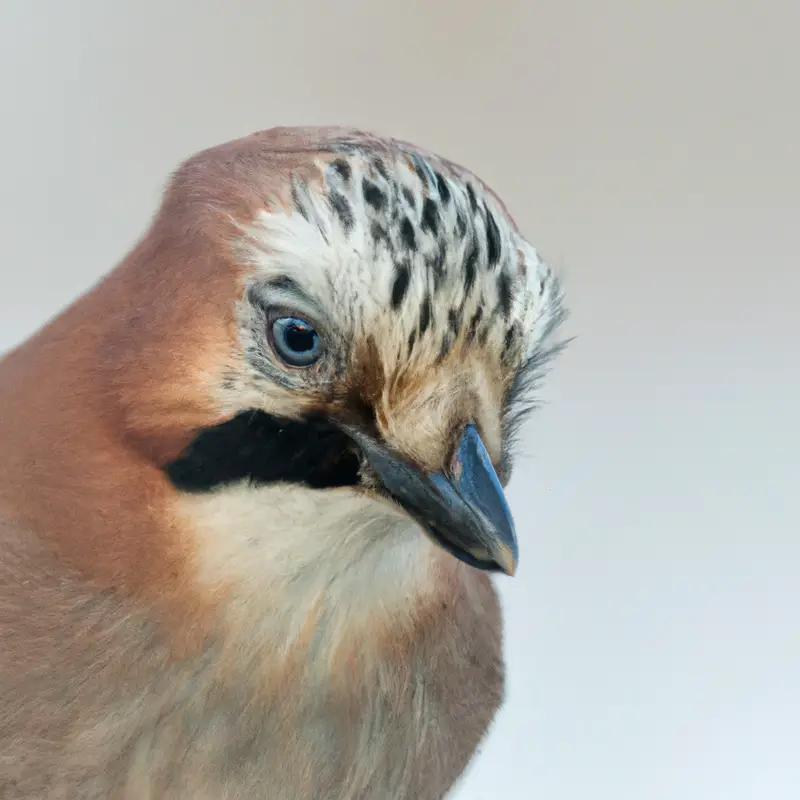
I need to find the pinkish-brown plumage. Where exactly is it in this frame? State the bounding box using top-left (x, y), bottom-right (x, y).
top-left (0, 127), bottom-right (565, 798)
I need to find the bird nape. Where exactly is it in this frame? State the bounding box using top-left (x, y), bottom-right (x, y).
top-left (0, 126), bottom-right (567, 799)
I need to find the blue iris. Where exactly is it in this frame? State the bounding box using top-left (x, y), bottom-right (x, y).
top-left (271, 316), bottom-right (322, 367)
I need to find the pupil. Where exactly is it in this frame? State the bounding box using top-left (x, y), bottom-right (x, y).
top-left (285, 324), bottom-right (314, 353)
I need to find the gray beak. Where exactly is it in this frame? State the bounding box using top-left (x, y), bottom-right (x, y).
top-left (353, 424), bottom-right (518, 575)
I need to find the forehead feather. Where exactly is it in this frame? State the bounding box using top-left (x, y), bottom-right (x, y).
top-left (232, 134), bottom-right (562, 381)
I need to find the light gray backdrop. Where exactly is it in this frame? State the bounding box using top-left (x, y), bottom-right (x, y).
top-left (1, 2), bottom-right (798, 798)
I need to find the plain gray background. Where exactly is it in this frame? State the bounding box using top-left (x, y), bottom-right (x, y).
top-left (1, 1), bottom-right (798, 798)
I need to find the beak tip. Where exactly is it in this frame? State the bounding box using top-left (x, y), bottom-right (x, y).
top-left (494, 543), bottom-right (518, 576)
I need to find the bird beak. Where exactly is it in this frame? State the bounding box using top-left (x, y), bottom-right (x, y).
top-left (350, 424), bottom-right (518, 575)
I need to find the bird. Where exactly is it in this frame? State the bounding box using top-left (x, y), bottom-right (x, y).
top-left (0, 126), bottom-right (566, 799)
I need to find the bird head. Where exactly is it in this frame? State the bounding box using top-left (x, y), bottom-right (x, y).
top-left (0, 127), bottom-right (566, 652)
top-left (142, 129), bottom-right (566, 584)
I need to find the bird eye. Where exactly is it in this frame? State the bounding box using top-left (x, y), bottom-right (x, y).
top-left (270, 316), bottom-right (323, 367)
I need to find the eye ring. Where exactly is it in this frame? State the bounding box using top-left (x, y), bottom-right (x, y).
top-left (270, 316), bottom-right (323, 367)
